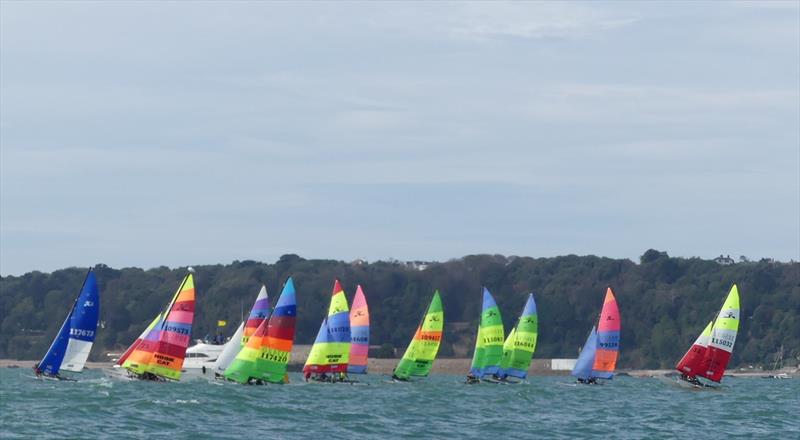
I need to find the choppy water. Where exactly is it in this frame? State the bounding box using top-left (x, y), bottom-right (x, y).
top-left (1, 368), bottom-right (797, 439)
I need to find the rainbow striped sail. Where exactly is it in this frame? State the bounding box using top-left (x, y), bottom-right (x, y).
top-left (224, 278), bottom-right (297, 384)
top-left (123, 274), bottom-right (196, 381)
top-left (117, 312), bottom-right (163, 366)
top-left (303, 280), bottom-right (351, 374)
top-left (498, 293), bottom-right (538, 379)
top-left (348, 285), bottom-right (369, 374)
top-left (242, 285), bottom-right (271, 347)
top-left (38, 269), bottom-right (100, 377)
top-left (676, 285), bottom-right (740, 383)
top-left (571, 287), bottom-right (620, 382)
top-left (393, 291), bottom-right (443, 380)
top-left (469, 288), bottom-right (504, 378)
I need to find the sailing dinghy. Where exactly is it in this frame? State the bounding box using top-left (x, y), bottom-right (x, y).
top-left (496, 293), bottom-right (538, 383)
top-left (674, 284), bottom-right (740, 388)
top-left (224, 277), bottom-right (297, 384)
top-left (466, 288), bottom-right (504, 384)
top-left (35, 269), bottom-right (100, 380)
top-left (391, 290), bottom-right (444, 382)
top-left (303, 280), bottom-right (352, 382)
top-left (571, 287), bottom-right (621, 385)
top-left (109, 273), bottom-right (196, 381)
top-left (347, 285), bottom-right (370, 375)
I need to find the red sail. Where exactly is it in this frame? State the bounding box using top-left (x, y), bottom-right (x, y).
top-left (675, 321), bottom-right (712, 376)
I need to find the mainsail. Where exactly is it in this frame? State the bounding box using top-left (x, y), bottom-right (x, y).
top-left (393, 291), bottom-right (444, 380)
top-left (224, 277), bottom-right (297, 384)
top-left (123, 273), bottom-right (196, 380)
top-left (347, 285), bottom-right (370, 374)
top-left (676, 285), bottom-right (740, 383)
top-left (469, 288), bottom-right (504, 378)
top-left (570, 287), bottom-right (621, 381)
top-left (303, 280), bottom-right (351, 374)
top-left (498, 293), bottom-right (538, 379)
top-left (39, 269), bottom-right (100, 376)
top-left (592, 288), bottom-right (621, 378)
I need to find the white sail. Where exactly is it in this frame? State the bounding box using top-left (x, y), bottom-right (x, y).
top-left (212, 322), bottom-right (245, 374)
top-left (61, 338), bottom-right (94, 372)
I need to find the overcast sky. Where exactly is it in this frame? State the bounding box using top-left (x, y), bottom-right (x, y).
top-left (1, 1), bottom-right (798, 275)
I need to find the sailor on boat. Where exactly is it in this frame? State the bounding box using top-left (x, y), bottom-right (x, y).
top-left (678, 373), bottom-right (703, 387)
top-left (465, 373), bottom-right (480, 384)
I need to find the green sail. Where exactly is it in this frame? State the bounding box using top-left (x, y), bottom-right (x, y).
top-left (393, 291), bottom-right (444, 379)
top-left (498, 293), bottom-right (538, 379)
top-left (469, 287), bottom-right (504, 377)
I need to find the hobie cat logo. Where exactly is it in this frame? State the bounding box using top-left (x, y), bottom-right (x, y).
top-left (83, 300), bottom-right (95, 307)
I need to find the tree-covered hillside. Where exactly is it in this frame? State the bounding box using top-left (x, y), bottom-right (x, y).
top-left (1, 250), bottom-right (797, 369)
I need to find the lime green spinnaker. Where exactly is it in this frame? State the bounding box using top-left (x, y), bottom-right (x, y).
top-left (393, 291), bottom-right (444, 379)
top-left (498, 293), bottom-right (538, 379)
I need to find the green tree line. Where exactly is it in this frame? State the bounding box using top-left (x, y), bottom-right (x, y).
top-left (0, 250), bottom-right (797, 369)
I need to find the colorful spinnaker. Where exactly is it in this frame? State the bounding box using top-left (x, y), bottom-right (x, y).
top-left (122, 273), bottom-right (196, 381)
top-left (37, 269), bottom-right (100, 378)
top-left (224, 278), bottom-right (297, 384)
top-left (571, 287), bottom-right (621, 382)
top-left (303, 280), bottom-right (351, 375)
top-left (348, 285), bottom-right (370, 374)
top-left (468, 288), bottom-right (504, 379)
top-left (392, 291), bottom-right (444, 380)
top-left (498, 293), bottom-right (538, 379)
top-left (676, 284), bottom-right (740, 383)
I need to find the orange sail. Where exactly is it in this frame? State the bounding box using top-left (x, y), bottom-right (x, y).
top-left (122, 274), bottom-right (196, 380)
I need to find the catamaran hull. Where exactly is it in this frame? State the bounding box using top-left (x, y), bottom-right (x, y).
top-left (102, 367), bottom-right (137, 381)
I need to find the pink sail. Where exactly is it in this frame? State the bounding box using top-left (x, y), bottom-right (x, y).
top-left (348, 285), bottom-right (370, 374)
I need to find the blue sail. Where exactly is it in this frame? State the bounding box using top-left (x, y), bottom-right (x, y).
top-left (39, 310), bottom-right (73, 376)
top-left (61, 270), bottom-right (100, 372)
top-left (38, 269), bottom-right (100, 376)
top-left (571, 326), bottom-right (597, 380)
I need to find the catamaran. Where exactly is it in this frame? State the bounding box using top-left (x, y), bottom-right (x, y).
top-left (391, 290), bottom-right (444, 382)
top-left (496, 293), bottom-right (538, 383)
top-left (347, 285), bottom-right (370, 375)
top-left (34, 269), bottom-right (100, 381)
top-left (182, 285), bottom-right (273, 379)
top-left (223, 277), bottom-right (297, 384)
top-left (107, 272), bottom-right (196, 381)
top-left (571, 287), bottom-right (621, 385)
top-left (303, 280), bottom-right (352, 382)
top-left (466, 287), bottom-right (504, 384)
top-left (675, 284), bottom-right (740, 387)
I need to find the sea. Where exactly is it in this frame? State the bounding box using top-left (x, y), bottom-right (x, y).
top-left (1, 368), bottom-right (797, 439)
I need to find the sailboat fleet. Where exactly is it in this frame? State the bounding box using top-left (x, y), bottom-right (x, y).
top-left (34, 268), bottom-right (749, 388)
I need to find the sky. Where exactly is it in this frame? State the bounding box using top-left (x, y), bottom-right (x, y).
top-left (1, 1), bottom-right (798, 275)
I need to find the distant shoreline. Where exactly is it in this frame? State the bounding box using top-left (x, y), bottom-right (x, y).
top-left (2, 359), bottom-right (792, 378)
